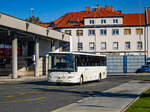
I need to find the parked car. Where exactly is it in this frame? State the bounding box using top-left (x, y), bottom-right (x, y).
top-left (141, 64), bottom-right (150, 73)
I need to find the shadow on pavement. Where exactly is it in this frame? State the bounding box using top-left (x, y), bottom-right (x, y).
top-left (32, 87), bottom-right (141, 99)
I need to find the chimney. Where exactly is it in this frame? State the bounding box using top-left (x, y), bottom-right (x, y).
top-left (97, 4), bottom-right (101, 10)
top-left (117, 10), bottom-right (122, 14)
top-left (85, 7), bottom-right (91, 12)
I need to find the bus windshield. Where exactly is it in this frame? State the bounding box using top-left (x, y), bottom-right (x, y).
top-left (48, 53), bottom-right (74, 72)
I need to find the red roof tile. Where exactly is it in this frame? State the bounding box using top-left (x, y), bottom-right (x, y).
top-left (122, 13), bottom-right (145, 26)
top-left (51, 6), bottom-right (146, 28)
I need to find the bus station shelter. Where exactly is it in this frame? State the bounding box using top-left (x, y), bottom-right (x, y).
top-left (0, 13), bottom-right (70, 79)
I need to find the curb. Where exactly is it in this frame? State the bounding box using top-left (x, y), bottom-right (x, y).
top-left (121, 86), bottom-right (150, 112)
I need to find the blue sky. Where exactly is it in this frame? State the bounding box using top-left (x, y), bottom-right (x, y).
top-left (0, 0), bottom-right (150, 22)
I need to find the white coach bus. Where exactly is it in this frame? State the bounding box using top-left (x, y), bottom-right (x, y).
top-left (47, 52), bottom-right (107, 84)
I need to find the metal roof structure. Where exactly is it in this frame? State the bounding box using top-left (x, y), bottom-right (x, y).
top-left (0, 12), bottom-right (70, 42)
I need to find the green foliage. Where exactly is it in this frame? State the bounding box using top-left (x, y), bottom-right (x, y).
top-left (137, 78), bottom-right (150, 81)
top-left (126, 88), bottom-right (150, 112)
top-left (25, 16), bottom-right (41, 24)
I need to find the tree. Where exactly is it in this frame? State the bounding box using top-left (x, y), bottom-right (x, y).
top-left (25, 16), bottom-right (41, 24)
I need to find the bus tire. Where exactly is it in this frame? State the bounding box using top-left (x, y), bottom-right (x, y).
top-left (98, 73), bottom-right (102, 82)
top-left (79, 76), bottom-right (84, 85)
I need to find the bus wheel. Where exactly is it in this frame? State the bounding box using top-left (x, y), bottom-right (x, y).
top-left (98, 73), bottom-right (102, 82)
top-left (79, 76), bottom-right (84, 85)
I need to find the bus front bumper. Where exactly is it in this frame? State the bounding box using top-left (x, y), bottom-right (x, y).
top-left (48, 77), bottom-right (80, 84)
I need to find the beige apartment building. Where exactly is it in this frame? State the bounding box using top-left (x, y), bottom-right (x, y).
top-left (48, 5), bottom-right (150, 60)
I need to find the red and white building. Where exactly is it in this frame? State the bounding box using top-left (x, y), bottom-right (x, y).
top-left (48, 5), bottom-right (150, 59)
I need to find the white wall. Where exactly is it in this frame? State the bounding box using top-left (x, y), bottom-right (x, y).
top-left (147, 26), bottom-right (150, 58)
top-left (61, 26), bottom-right (145, 54)
top-left (84, 17), bottom-right (123, 26)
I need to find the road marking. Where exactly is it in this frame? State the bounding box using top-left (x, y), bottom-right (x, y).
top-left (0, 96), bottom-right (46, 104)
top-left (5, 95), bottom-right (14, 98)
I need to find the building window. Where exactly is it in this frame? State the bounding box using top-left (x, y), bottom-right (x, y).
top-left (100, 29), bottom-right (107, 35)
top-left (101, 42), bottom-right (106, 50)
top-left (65, 30), bottom-right (71, 35)
top-left (124, 29), bottom-right (131, 35)
top-left (112, 29), bottom-right (119, 35)
top-left (101, 19), bottom-right (106, 24)
top-left (89, 42), bottom-right (95, 50)
top-left (113, 19), bottom-right (118, 24)
top-left (78, 42), bottom-right (83, 50)
top-left (89, 20), bottom-right (94, 24)
top-left (125, 42), bottom-right (130, 50)
top-left (113, 42), bottom-right (119, 50)
top-left (76, 30), bottom-right (83, 36)
top-left (136, 28), bottom-right (143, 35)
top-left (88, 30), bottom-right (95, 36)
top-left (137, 41), bottom-right (143, 50)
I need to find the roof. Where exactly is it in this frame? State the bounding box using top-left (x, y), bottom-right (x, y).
top-left (50, 6), bottom-right (146, 28)
top-left (122, 13), bottom-right (145, 26)
top-left (39, 23), bottom-right (49, 27)
top-left (146, 8), bottom-right (150, 24)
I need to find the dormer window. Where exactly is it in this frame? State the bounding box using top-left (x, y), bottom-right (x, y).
top-left (68, 20), bottom-right (79, 24)
top-left (101, 19), bottom-right (106, 24)
top-left (89, 20), bottom-right (95, 24)
top-left (113, 19), bottom-right (118, 24)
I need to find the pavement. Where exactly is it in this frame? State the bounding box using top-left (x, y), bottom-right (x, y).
top-left (51, 80), bottom-right (150, 112)
top-left (0, 74), bottom-right (150, 112)
top-left (0, 75), bottom-right (47, 83)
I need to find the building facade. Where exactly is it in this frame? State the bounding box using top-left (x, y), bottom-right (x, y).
top-left (49, 5), bottom-right (150, 60)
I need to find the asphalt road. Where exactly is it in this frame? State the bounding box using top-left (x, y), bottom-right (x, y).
top-left (0, 75), bottom-right (150, 112)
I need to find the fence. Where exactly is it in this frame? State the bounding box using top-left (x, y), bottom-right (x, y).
top-left (107, 55), bottom-right (146, 73)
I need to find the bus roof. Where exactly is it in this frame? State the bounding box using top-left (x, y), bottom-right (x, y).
top-left (49, 52), bottom-right (106, 57)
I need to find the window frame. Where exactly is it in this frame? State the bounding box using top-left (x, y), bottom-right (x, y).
top-left (113, 42), bottom-right (119, 50)
top-left (136, 28), bottom-right (143, 35)
top-left (100, 29), bottom-right (107, 35)
top-left (113, 19), bottom-right (118, 24)
top-left (89, 20), bottom-right (95, 24)
top-left (88, 30), bottom-right (95, 36)
top-left (125, 42), bottom-right (131, 50)
top-left (78, 42), bottom-right (83, 50)
top-left (112, 29), bottom-right (119, 35)
top-left (89, 42), bottom-right (95, 50)
top-left (101, 19), bottom-right (106, 24)
top-left (76, 30), bottom-right (83, 36)
top-left (124, 29), bottom-right (131, 35)
top-left (137, 41), bottom-right (143, 50)
top-left (101, 42), bottom-right (107, 50)
top-left (65, 30), bottom-right (71, 35)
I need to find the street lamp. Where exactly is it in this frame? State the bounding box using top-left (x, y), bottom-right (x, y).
top-left (30, 8), bottom-right (34, 17)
